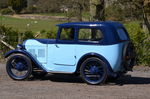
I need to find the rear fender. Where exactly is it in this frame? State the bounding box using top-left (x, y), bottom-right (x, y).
top-left (5, 50), bottom-right (47, 72)
top-left (76, 53), bottom-right (117, 78)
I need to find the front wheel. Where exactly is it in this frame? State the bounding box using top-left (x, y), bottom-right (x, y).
top-left (80, 57), bottom-right (107, 85)
top-left (6, 54), bottom-right (32, 80)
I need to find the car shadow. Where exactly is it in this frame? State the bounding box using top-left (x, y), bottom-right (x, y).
top-left (112, 75), bottom-right (150, 86)
top-left (30, 74), bottom-right (84, 83)
top-left (29, 74), bottom-right (150, 85)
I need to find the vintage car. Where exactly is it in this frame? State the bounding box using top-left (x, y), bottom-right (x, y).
top-left (5, 21), bottom-right (135, 85)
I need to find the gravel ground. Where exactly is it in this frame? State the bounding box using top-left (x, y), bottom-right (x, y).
top-left (0, 63), bottom-right (150, 99)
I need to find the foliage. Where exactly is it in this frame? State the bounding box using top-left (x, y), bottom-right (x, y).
top-left (8, 0), bottom-right (27, 13)
top-left (23, 31), bottom-right (35, 40)
top-left (41, 29), bottom-right (57, 39)
top-left (0, 0), bottom-right (8, 9)
top-left (125, 22), bottom-right (150, 66)
top-left (26, 6), bottom-right (37, 13)
top-left (105, 4), bottom-right (124, 21)
top-left (0, 25), bottom-right (18, 56)
top-left (0, 25), bottom-right (34, 56)
top-left (0, 8), bottom-right (13, 15)
top-left (32, 0), bottom-right (63, 13)
top-left (67, 0), bottom-right (89, 21)
top-left (24, 0), bottom-right (37, 13)
top-left (26, 0), bottom-right (89, 21)
top-left (113, 0), bottom-right (150, 33)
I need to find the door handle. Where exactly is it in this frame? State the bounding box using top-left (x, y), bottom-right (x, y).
top-left (55, 44), bottom-right (59, 48)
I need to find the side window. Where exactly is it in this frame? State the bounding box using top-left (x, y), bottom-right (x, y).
top-left (78, 28), bottom-right (103, 41)
top-left (117, 28), bottom-right (128, 41)
top-left (60, 28), bottom-right (75, 40)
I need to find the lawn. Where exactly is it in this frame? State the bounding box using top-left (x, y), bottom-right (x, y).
top-left (0, 15), bottom-right (65, 33)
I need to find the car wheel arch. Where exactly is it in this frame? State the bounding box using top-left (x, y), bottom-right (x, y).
top-left (6, 52), bottom-right (36, 68)
top-left (75, 53), bottom-right (114, 76)
top-left (5, 51), bottom-right (46, 72)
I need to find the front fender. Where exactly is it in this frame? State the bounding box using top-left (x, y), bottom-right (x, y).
top-left (5, 50), bottom-right (27, 58)
top-left (5, 50), bottom-right (47, 72)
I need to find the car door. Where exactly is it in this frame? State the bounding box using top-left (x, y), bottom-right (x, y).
top-left (52, 27), bottom-right (76, 66)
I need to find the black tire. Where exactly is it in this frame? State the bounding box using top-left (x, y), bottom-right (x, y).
top-left (124, 42), bottom-right (136, 71)
top-left (80, 57), bottom-right (107, 85)
top-left (6, 54), bottom-right (32, 80)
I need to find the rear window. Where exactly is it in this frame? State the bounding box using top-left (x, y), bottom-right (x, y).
top-left (117, 28), bottom-right (128, 41)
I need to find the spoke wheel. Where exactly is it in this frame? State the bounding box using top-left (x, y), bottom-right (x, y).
top-left (6, 54), bottom-right (32, 80)
top-left (80, 57), bottom-right (107, 85)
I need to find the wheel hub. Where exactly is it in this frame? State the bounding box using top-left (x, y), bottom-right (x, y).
top-left (16, 62), bottom-right (25, 71)
top-left (90, 66), bottom-right (99, 74)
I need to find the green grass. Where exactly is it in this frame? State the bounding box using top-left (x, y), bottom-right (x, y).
top-left (0, 15), bottom-right (65, 33)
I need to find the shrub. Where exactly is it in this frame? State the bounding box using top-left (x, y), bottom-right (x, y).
top-left (125, 21), bottom-right (150, 66)
top-left (46, 29), bottom-right (57, 39)
top-left (8, 0), bottom-right (27, 14)
top-left (23, 31), bottom-right (35, 40)
top-left (105, 5), bottom-right (124, 21)
top-left (0, 8), bottom-right (13, 15)
top-left (0, 25), bottom-right (18, 56)
top-left (27, 6), bottom-right (37, 13)
top-left (0, 25), bottom-right (35, 57)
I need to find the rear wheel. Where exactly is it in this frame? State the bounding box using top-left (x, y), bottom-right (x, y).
top-left (6, 54), bottom-right (32, 80)
top-left (80, 57), bottom-right (107, 85)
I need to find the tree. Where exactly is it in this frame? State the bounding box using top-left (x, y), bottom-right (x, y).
top-left (8, 0), bottom-right (27, 13)
top-left (114, 0), bottom-right (150, 34)
top-left (58, 0), bottom-right (89, 22)
top-left (0, 0), bottom-right (8, 9)
top-left (137, 0), bottom-right (150, 34)
top-left (69, 0), bottom-right (88, 21)
top-left (90, 0), bottom-right (105, 21)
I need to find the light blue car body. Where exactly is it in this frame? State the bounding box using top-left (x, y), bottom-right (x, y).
top-left (24, 39), bottom-right (127, 73)
top-left (5, 21), bottom-right (132, 77)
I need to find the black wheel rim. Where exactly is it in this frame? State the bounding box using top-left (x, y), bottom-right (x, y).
top-left (8, 56), bottom-right (29, 79)
top-left (83, 60), bottom-right (105, 84)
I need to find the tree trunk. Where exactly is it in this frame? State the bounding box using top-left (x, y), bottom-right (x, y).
top-left (96, 0), bottom-right (105, 21)
top-left (90, 0), bottom-right (105, 21)
top-left (78, 3), bottom-right (83, 21)
top-left (142, 5), bottom-right (150, 34)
